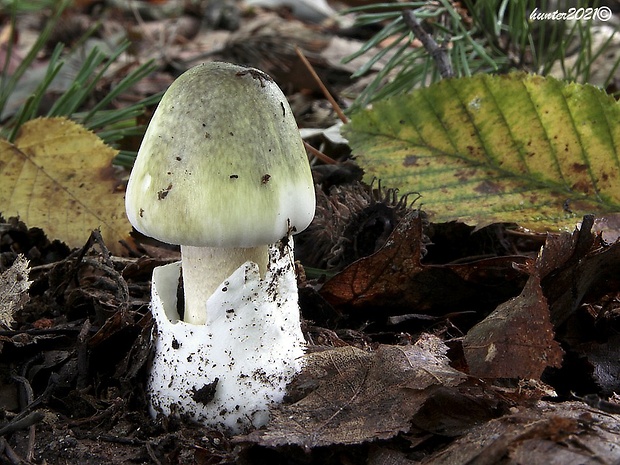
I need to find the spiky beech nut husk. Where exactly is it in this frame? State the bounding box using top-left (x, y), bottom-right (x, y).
top-left (296, 181), bottom-right (427, 270)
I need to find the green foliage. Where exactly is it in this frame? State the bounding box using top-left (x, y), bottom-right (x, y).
top-left (0, 0), bottom-right (160, 165)
top-left (0, 0), bottom-right (57, 13)
top-left (344, 73), bottom-right (620, 231)
top-left (345, 0), bottom-right (619, 110)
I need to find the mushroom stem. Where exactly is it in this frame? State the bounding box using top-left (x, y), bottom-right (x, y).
top-left (180, 244), bottom-right (269, 325)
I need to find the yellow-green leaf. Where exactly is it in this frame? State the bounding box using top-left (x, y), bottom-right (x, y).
top-left (0, 117), bottom-right (131, 255)
top-left (344, 73), bottom-right (620, 231)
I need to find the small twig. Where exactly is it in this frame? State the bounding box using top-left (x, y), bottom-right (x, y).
top-left (12, 374), bottom-right (34, 410)
top-left (73, 430), bottom-right (145, 445)
top-left (0, 437), bottom-right (24, 465)
top-left (402, 9), bottom-right (454, 79)
top-left (0, 326), bottom-right (85, 337)
top-left (29, 255), bottom-right (143, 273)
top-left (294, 46), bottom-right (349, 124)
top-left (76, 319), bottom-right (92, 390)
top-left (145, 441), bottom-right (163, 465)
top-left (0, 411), bottom-right (44, 437)
top-left (67, 397), bottom-right (125, 427)
top-left (11, 374), bottom-right (37, 462)
top-left (303, 141), bottom-right (337, 165)
top-left (26, 422), bottom-right (35, 463)
top-left (6, 373), bottom-right (59, 425)
top-left (65, 230), bottom-right (132, 324)
top-left (7, 374), bottom-right (45, 457)
top-left (129, 0), bottom-right (154, 42)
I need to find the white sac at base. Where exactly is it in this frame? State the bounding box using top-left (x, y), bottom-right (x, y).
top-left (147, 237), bottom-right (305, 434)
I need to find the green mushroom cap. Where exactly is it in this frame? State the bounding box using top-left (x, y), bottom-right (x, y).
top-left (125, 62), bottom-right (316, 248)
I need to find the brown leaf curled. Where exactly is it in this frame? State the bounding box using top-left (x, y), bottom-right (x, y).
top-left (243, 338), bottom-right (466, 448)
top-left (463, 274), bottom-right (563, 379)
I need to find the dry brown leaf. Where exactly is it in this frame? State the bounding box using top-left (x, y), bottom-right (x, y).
top-left (0, 117), bottom-right (131, 255)
top-left (461, 224), bottom-right (574, 379)
top-left (320, 211), bottom-right (528, 318)
top-left (0, 254), bottom-right (31, 328)
top-left (243, 338), bottom-right (466, 448)
top-left (580, 335), bottom-right (620, 394)
top-left (319, 211), bottom-right (426, 308)
top-left (423, 401), bottom-right (620, 464)
top-left (463, 217), bottom-right (620, 380)
top-left (541, 218), bottom-right (620, 326)
top-left (462, 275), bottom-right (564, 379)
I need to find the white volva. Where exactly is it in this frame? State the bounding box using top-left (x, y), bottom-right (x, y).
top-left (148, 236), bottom-right (305, 433)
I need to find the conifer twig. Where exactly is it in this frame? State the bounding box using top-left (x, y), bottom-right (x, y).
top-left (402, 9), bottom-right (453, 79)
top-left (295, 46), bottom-right (349, 124)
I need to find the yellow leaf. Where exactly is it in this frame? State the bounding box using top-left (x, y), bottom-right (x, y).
top-left (0, 117), bottom-right (131, 255)
top-left (344, 73), bottom-right (620, 231)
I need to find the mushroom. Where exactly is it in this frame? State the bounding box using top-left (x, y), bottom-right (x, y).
top-left (126, 62), bottom-right (315, 326)
top-left (125, 62), bottom-right (315, 432)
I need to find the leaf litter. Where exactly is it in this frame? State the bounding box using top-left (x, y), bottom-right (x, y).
top-left (3, 180), bottom-right (619, 464)
top-left (4, 176), bottom-right (620, 463)
top-left (243, 337), bottom-right (466, 448)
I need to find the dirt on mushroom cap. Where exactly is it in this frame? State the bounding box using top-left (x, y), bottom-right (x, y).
top-left (125, 62), bottom-right (315, 248)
